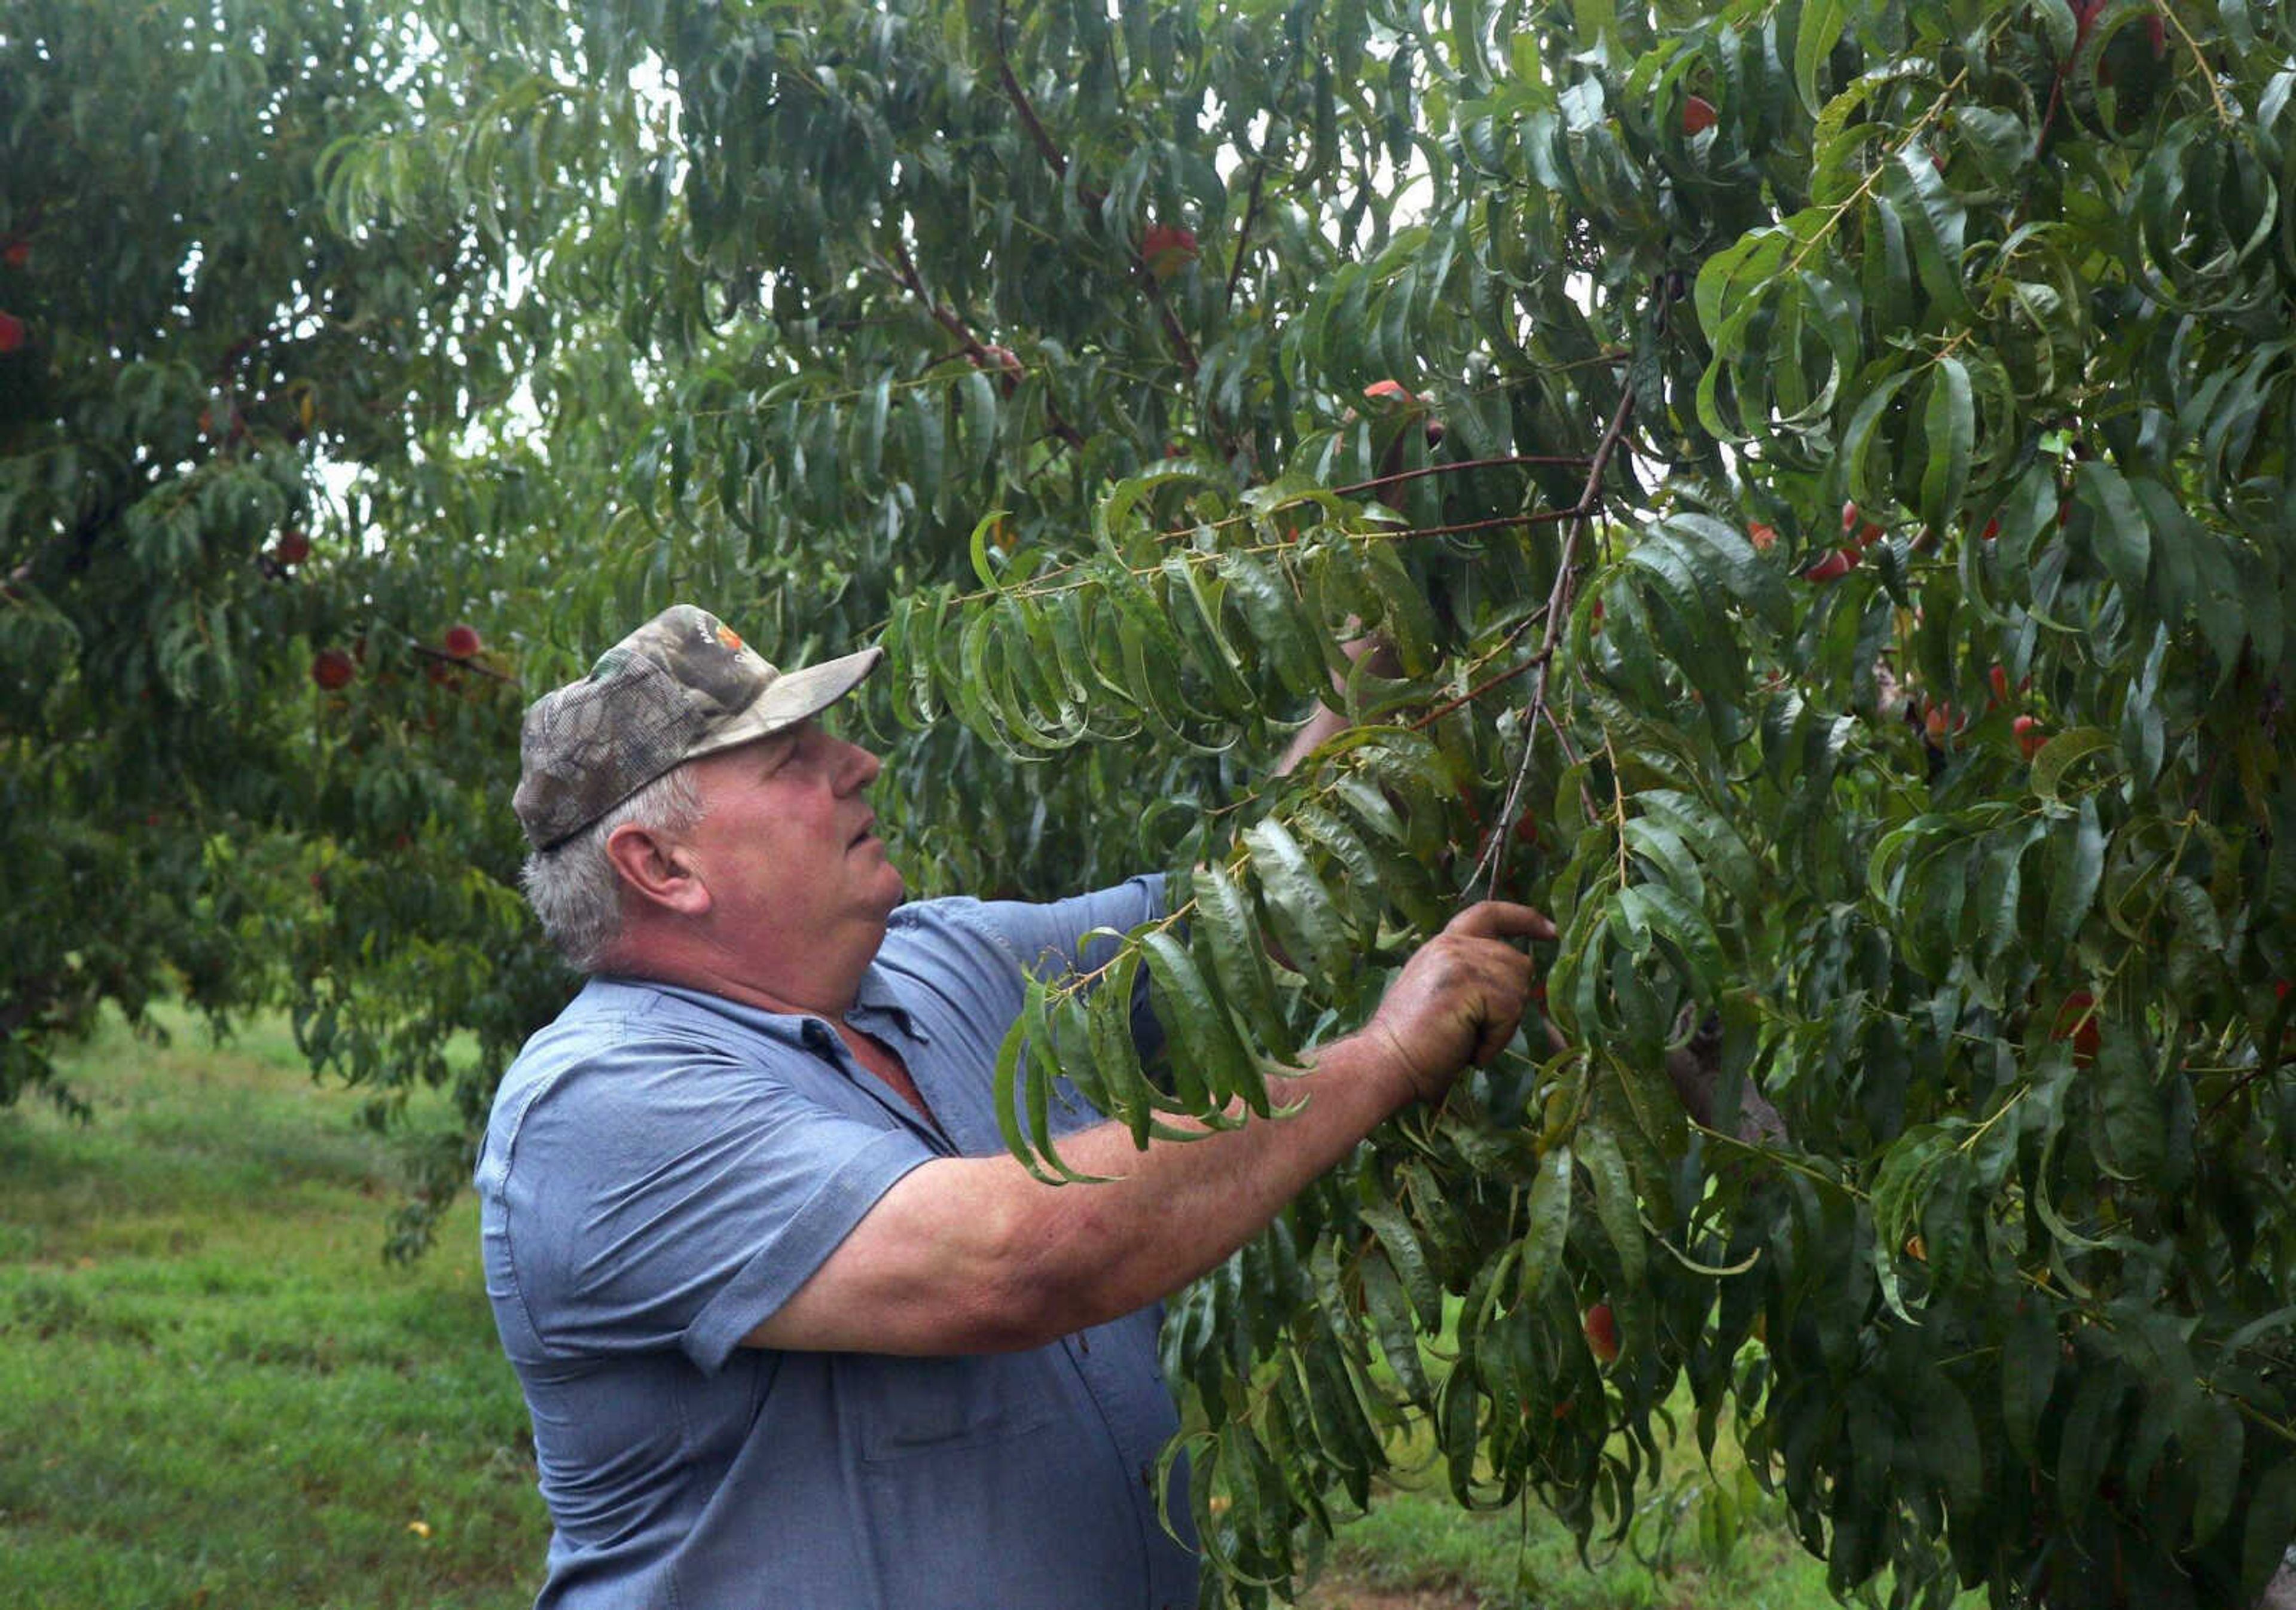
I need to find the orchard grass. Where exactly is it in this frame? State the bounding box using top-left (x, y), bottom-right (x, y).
top-left (0, 1004), bottom-right (547, 1609)
top-left (5, 1007), bottom-right (1933, 1610)
top-left (1294, 1400), bottom-right (1857, 1610)
top-left (1299, 1485), bottom-right (1840, 1610)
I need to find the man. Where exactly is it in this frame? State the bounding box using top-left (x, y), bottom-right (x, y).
top-left (480, 603), bottom-right (1549, 1610)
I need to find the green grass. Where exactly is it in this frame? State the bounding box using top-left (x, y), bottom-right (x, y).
top-left (1293, 1434), bottom-right (1848, 1610)
top-left (0, 1006), bottom-right (547, 1610)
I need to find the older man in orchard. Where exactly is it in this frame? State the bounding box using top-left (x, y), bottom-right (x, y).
top-left (478, 603), bottom-right (1549, 1610)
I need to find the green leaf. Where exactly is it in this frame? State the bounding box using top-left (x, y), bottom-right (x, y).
top-left (1359, 1248), bottom-right (1435, 1404)
top-left (1515, 1143), bottom-right (1573, 1306)
top-left (2076, 460), bottom-right (2152, 601)
top-left (2188, 1400), bottom-right (2244, 1547)
top-left (1190, 860), bottom-right (1295, 1062)
top-left (1222, 551), bottom-right (1329, 701)
top-left (1795, 0), bottom-right (1849, 115)
top-left (1360, 1201), bottom-right (1445, 1331)
top-left (2030, 726), bottom-right (2118, 801)
top-left (1162, 552), bottom-right (1257, 716)
top-left (1355, 538), bottom-right (1443, 677)
top-left (1243, 817), bottom-right (1355, 989)
top-left (1086, 946), bottom-right (1162, 1147)
top-left (1140, 926), bottom-right (1266, 1116)
top-left (2090, 1033), bottom-right (2163, 1181)
top-left (2057, 1368), bottom-right (2126, 1523)
top-left (2043, 795), bottom-right (2106, 952)
top-left (2002, 1300), bottom-right (2059, 1465)
top-left (1917, 355), bottom-right (1973, 537)
top-left (1577, 1122), bottom-right (1644, 1294)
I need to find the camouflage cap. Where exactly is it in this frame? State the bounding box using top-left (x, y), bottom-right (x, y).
top-left (514, 604), bottom-right (883, 851)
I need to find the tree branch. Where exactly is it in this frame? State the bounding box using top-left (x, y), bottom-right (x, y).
top-left (1334, 453), bottom-right (1593, 502)
top-left (990, 0), bottom-right (1193, 379)
top-left (993, 0), bottom-right (1071, 185)
top-left (1464, 386), bottom-right (1636, 899)
top-left (1224, 151), bottom-right (1269, 316)
top-left (881, 240), bottom-right (1085, 450)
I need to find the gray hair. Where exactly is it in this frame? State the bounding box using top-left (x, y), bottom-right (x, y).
top-left (520, 765), bottom-right (708, 972)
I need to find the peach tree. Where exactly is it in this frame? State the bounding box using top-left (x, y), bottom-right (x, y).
top-left (0, 0), bottom-right (613, 1194)
top-left (21, 0), bottom-right (2296, 1604)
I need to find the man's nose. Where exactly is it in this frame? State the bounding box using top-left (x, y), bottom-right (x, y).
top-left (835, 740), bottom-right (882, 793)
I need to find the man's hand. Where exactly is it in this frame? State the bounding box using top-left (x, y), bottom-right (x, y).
top-left (1361, 901), bottom-right (1554, 1102)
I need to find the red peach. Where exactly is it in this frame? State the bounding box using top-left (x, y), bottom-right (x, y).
top-left (1141, 222), bottom-right (1198, 279)
top-left (1584, 1303), bottom-right (1620, 1364)
top-left (1803, 547), bottom-right (1860, 583)
top-left (2053, 991), bottom-right (2101, 1064)
top-left (311, 648), bottom-right (356, 691)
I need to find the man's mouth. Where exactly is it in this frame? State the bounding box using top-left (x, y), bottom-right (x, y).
top-left (850, 817), bottom-right (876, 848)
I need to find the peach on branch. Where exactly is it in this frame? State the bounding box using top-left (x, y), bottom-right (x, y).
top-left (1803, 546), bottom-right (1860, 583)
top-left (1141, 221), bottom-right (1198, 279)
top-left (311, 648), bottom-right (356, 691)
top-left (1583, 1303), bottom-right (1620, 1364)
top-left (2052, 991), bottom-right (2102, 1065)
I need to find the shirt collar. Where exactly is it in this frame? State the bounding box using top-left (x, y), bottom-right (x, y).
top-left (849, 961), bottom-right (926, 1039)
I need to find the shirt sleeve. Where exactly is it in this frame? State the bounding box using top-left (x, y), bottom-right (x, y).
top-left (961, 872), bottom-right (1168, 980)
top-left (944, 874), bottom-right (1172, 1122)
top-left (493, 1015), bottom-right (939, 1377)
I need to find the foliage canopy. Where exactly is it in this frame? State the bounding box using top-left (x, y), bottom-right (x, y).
top-left (11, 0), bottom-right (2296, 1604)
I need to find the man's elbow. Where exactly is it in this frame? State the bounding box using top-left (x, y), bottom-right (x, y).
top-left (957, 1193), bottom-right (1132, 1352)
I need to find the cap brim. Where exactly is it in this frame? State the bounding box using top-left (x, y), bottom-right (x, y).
top-left (685, 644), bottom-right (884, 763)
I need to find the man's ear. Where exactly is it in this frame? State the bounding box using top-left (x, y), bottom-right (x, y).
top-left (603, 821), bottom-right (712, 918)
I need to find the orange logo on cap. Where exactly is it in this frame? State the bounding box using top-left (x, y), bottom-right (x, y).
top-left (716, 625), bottom-right (744, 652)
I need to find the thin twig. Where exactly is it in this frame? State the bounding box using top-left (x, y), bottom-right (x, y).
top-left (2201, 1057), bottom-right (2286, 1128)
top-left (1409, 611), bottom-right (1549, 731)
top-left (990, 0), bottom-right (1192, 378)
top-left (1465, 389), bottom-right (1638, 897)
top-left (1333, 453), bottom-right (1593, 501)
top-left (993, 0), bottom-right (1068, 181)
top-left (408, 641), bottom-right (519, 685)
top-left (882, 240), bottom-right (1085, 449)
top-left (1224, 152), bottom-right (1269, 314)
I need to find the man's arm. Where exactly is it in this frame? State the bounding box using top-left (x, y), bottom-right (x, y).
top-left (743, 900), bottom-right (1551, 1356)
top-left (1274, 632), bottom-right (1401, 777)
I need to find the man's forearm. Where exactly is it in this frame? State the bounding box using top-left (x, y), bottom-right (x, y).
top-left (1010, 1030), bottom-right (1417, 1336)
top-left (1275, 633), bottom-right (1401, 777)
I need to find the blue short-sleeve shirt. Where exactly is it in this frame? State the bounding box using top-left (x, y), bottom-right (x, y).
top-left (476, 876), bottom-right (1199, 1610)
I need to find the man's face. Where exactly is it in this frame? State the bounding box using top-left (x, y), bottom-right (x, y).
top-left (677, 718), bottom-right (904, 954)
